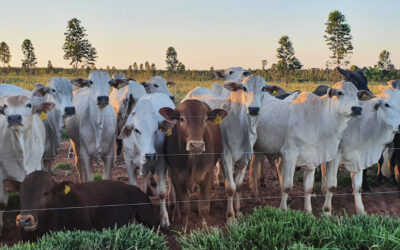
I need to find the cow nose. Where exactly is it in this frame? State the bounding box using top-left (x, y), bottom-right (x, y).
top-left (7, 115), bottom-right (22, 125)
top-left (97, 96), bottom-right (109, 106)
top-left (64, 107), bottom-right (75, 116)
top-left (351, 106), bottom-right (362, 116)
top-left (16, 214), bottom-right (32, 227)
top-left (170, 96), bottom-right (175, 101)
top-left (187, 141), bottom-right (205, 153)
top-left (145, 153), bottom-right (157, 161)
top-left (248, 107), bottom-right (260, 116)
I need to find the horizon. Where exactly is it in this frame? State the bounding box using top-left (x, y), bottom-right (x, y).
top-left (1, 0), bottom-right (399, 70)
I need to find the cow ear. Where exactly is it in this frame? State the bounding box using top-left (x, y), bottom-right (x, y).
top-left (158, 120), bottom-right (175, 135)
top-left (214, 71), bottom-right (225, 79)
top-left (108, 79), bottom-right (119, 89)
top-left (159, 107), bottom-right (179, 121)
top-left (119, 124), bottom-right (134, 139)
top-left (33, 102), bottom-right (56, 115)
top-left (3, 179), bottom-right (21, 193)
top-left (243, 71), bottom-right (251, 77)
top-left (140, 82), bottom-right (149, 88)
top-left (32, 83), bottom-right (51, 97)
top-left (54, 181), bottom-right (74, 195)
top-left (224, 82), bottom-right (244, 92)
top-left (327, 88), bottom-right (336, 98)
top-left (166, 81), bottom-right (176, 87)
top-left (361, 67), bottom-right (367, 74)
top-left (357, 90), bottom-right (375, 101)
top-left (337, 67), bottom-right (349, 77)
top-left (374, 100), bottom-right (382, 111)
top-left (71, 78), bottom-right (91, 88)
top-left (207, 108), bottom-right (228, 123)
top-left (264, 85), bottom-right (285, 95)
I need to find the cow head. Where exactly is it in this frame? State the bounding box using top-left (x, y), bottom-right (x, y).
top-left (327, 81), bottom-right (363, 117)
top-left (72, 71), bottom-right (111, 109)
top-left (373, 98), bottom-right (400, 132)
top-left (224, 75), bottom-right (276, 116)
top-left (15, 171), bottom-right (72, 232)
top-left (40, 78), bottom-right (75, 117)
top-left (160, 100), bottom-right (227, 154)
top-left (337, 67), bottom-right (371, 93)
top-left (0, 95), bottom-right (55, 132)
top-left (214, 67), bottom-right (251, 83)
top-left (141, 76), bottom-right (176, 101)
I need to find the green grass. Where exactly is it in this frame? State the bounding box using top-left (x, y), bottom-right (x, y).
top-left (54, 162), bottom-right (72, 171)
top-left (93, 173), bottom-right (103, 181)
top-left (178, 206), bottom-right (400, 249)
top-left (4, 224), bottom-right (167, 250)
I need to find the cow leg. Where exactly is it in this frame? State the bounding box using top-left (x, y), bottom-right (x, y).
top-left (78, 145), bottom-right (93, 182)
top-left (71, 141), bottom-right (86, 183)
top-left (102, 152), bottom-right (114, 180)
top-left (0, 179), bottom-right (8, 236)
top-left (276, 152), bottom-right (296, 211)
top-left (222, 154), bottom-right (236, 222)
top-left (377, 154), bottom-right (384, 185)
top-left (234, 162), bottom-right (247, 217)
top-left (156, 165), bottom-right (170, 228)
top-left (125, 154), bottom-right (138, 186)
top-left (303, 168), bottom-right (315, 214)
top-left (198, 169), bottom-right (213, 220)
top-left (214, 161), bottom-right (224, 187)
top-left (43, 158), bottom-right (53, 173)
top-left (351, 171), bottom-right (365, 214)
top-left (362, 169), bottom-right (370, 191)
top-left (321, 157), bottom-right (340, 215)
top-left (249, 153), bottom-right (263, 198)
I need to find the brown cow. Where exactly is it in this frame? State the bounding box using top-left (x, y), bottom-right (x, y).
top-left (159, 99), bottom-right (227, 226)
top-left (13, 171), bottom-right (158, 240)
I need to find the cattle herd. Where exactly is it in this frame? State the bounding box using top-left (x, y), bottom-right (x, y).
top-left (0, 67), bottom-right (400, 240)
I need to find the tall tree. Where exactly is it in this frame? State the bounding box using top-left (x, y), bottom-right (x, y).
top-left (62, 18), bottom-right (97, 77)
top-left (324, 10), bottom-right (353, 67)
top-left (0, 42), bottom-right (11, 67)
top-left (177, 62), bottom-right (186, 73)
top-left (47, 60), bottom-right (53, 73)
top-left (133, 62), bottom-right (138, 71)
top-left (166, 47), bottom-right (179, 71)
top-left (377, 50), bottom-right (395, 70)
top-left (21, 39), bottom-right (37, 83)
top-left (139, 63), bottom-right (144, 71)
top-left (275, 35), bottom-right (302, 88)
top-left (145, 61), bottom-right (151, 71)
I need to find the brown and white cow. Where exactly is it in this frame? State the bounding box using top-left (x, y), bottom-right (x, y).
top-left (159, 99), bottom-right (227, 226)
top-left (13, 171), bottom-right (158, 240)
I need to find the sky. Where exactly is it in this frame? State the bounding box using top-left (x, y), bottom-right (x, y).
top-left (1, 0), bottom-right (399, 70)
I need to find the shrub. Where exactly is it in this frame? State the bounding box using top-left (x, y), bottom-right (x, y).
top-left (54, 162), bottom-right (72, 171)
top-left (93, 173), bottom-right (103, 181)
top-left (178, 206), bottom-right (400, 249)
top-left (6, 224), bottom-right (167, 250)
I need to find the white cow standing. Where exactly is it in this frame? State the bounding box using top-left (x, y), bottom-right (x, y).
top-left (322, 87), bottom-right (400, 215)
top-left (250, 81), bottom-right (366, 213)
top-left (66, 70), bottom-right (117, 182)
top-left (119, 93), bottom-right (175, 227)
top-left (185, 75), bottom-right (275, 221)
top-left (0, 95), bottom-right (55, 233)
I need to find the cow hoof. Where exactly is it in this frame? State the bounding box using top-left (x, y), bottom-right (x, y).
top-left (160, 217), bottom-right (170, 228)
top-left (236, 211), bottom-right (243, 217)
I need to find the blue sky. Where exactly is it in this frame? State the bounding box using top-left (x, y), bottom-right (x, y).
top-left (1, 0), bottom-right (399, 69)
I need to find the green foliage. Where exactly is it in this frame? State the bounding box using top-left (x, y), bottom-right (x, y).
top-left (54, 162), bottom-right (72, 171)
top-left (93, 173), bottom-right (103, 181)
top-left (274, 35), bottom-right (302, 86)
top-left (0, 41), bottom-right (11, 66)
top-left (324, 10), bottom-right (353, 67)
top-left (6, 224), bottom-right (167, 250)
top-left (62, 18), bottom-right (97, 77)
top-left (377, 50), bottom-right (395, 71)
top-left (178, 206), bottom-right (400, 249)
top-left (21, 39), bottom-right (37, 69)
top-left (165, 46), bottom-right (185, 72)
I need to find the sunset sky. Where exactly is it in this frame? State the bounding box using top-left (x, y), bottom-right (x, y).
top-left (1, 0), bottom-right (399, 70)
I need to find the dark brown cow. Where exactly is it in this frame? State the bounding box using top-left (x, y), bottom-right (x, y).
top-left (159, 99), bottom-right (227, 226)
top-left (14, 171), bottom-right (158, 240)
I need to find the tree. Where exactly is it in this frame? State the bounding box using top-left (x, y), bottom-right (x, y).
top-left (0, 42), bottom-right (11, 67)
top-left (275, 35), bottom-right (302, 88)
top-left (145, 61), bottom-right (150, 71)
top-left (139, 63), bottom-right (144, 71)
top-left (324, 10), bottom-right (353, 67)
top-left (150, 63), bottom-right (156, 71)
top-left (177, 62), bottom-right (186, 73)
top-left (21, 39), bottom-right (37, 83)
top-left (166, 47), bottom-right (179, 71)
top-left (62, 18), bottom-right (97, 77)
top-left (133, 62), bottom-right (138, 71)
top-left (377, 50), bottom-right (395, 70)
top-left (47, 60), bottom-right (54, 73)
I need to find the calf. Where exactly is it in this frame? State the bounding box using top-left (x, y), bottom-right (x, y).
top-left (14, 171), bottom-right (157, 240)
top-left (159, 100), bottom-right (227, 226)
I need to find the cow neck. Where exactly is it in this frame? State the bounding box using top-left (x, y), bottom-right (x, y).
top-left (43, 110), bottom-right (62, 157)
top-left (88, 94), bottom-right (105, 158)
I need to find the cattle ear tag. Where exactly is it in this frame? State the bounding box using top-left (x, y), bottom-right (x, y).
top-left (64, 185), bottom-right (71, 195)
top-left (166, 128), bottom-right (172, 136)
top-left (213, 115), bottom-right (222, 125)
top-left (40, 112), bottom-right (47, 120)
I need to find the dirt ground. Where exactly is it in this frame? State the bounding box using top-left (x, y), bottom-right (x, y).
top-left (2, 141), bottom-right (400, 249)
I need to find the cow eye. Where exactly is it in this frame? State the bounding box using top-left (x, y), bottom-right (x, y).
top-left (262, 86), bottom-right (267, 92)
top-left (337, 91), bottom-right (343, 96)
top-left (26, 103), bottom-right (32, 108)
top-left (154, 84), bottom-right (159, 88)
top-left (3, 104), bottom-right (7, 108)
top-left (243, 86), bottom-right (248, 92)
top-left (229, 71), bottom-right (234, 75)
top-left (51, 89), bottom-right (56, 93)
top-left (134, 128), bottom-right (141, 135)
top-left (385, 103), bottom-right (390, 108)
top-left (43, 191), bottom-right (49, 196)
top-left (180, 117), bottom-right (184, 122)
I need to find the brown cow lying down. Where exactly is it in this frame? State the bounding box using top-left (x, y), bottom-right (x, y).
top-left (12, 171), bottom-right (158, 240)
top-left (159, 99), bottom-right (227, 227)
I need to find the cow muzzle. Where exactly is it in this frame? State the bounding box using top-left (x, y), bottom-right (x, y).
top-left (248, 107), bottom-right (260, 116)
top-left (64, 106), bottom-right (76, 116)
top-left (7, 115), bottom-right (22, 127)
top-left (16, 214), bottom-right (38, 231)
top-left (97, 96), bottom-right (109, 108)
top-left (350, 106), bottom-right (362, 116)
top-left (186, 140), bottom-right (205, 154)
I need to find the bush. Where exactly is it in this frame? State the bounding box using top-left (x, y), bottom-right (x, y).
top-left (6, 224), bottom-right (167, 250)
top-left (178, 206), bottom-right (400, 249)
top-left (54, 162), bottom-right (72, 171)
top-left (93, 173), bottom-right (103, 181)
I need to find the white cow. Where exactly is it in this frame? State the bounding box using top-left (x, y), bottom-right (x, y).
top-left (250, 81), bottom-right (366, 213)
top-left (119, 93), bottom-right (175, 227)
top-left (184, 75), bottom-right (275, 221)
top-left (0, 95), bottom-right (55, 233)
top-left (142, 76), bottom-right (176, 101)
top-left (66, 70), bottom-right (117, 182)
top-left (322, 88), bottom-right (400, 214)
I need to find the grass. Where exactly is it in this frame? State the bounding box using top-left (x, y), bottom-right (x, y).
top-left (178, 206), bottom-right (400, 249)
top-left (54, 162), bottom-right (72, 171)
top-left (93, 173), bottom-right (103, 181)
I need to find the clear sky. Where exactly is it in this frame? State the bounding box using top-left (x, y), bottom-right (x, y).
top-left (1, 0), bottom-right (399, 70)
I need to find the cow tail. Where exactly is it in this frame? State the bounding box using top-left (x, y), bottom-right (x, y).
top-left (116, 138), bottom-right (123, 156)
